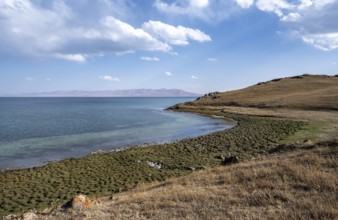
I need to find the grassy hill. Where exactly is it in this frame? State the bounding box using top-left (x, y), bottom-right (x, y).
top-left (178, 74), bottom-right (338, 110)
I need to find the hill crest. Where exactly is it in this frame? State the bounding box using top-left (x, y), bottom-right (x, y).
top-left (180, 74), bottom-right (338, 111)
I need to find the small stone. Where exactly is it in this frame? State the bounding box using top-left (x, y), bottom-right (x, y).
top-left (3, 214), bottom-right (18, 220)
top-left (71, 194), bottom-right (94, 209)
top-left (22, 211), bottom-right (38, 220)
top-left (146, 161), bottom-right (164, 169)
top-left (188, 167), bottom-right (196, 171)
top-left (221, 154), bottom-right (239, 165)
top-left (303, 139), bottom-right (313, 146)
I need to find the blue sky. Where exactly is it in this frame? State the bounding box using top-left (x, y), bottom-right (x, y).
top-left (0, 0), bottom-right (337, 95)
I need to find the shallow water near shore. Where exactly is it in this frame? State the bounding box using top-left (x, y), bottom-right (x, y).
top-left (0, 97), bottom-right (233, 170)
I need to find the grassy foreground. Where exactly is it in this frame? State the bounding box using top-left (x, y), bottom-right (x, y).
top-left (38, 142), bottom-right (337, 220)
top-left (0, 112), bottom-right (305, 217)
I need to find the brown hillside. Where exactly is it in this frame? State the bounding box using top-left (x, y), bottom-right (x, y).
top-left (184, 74), bottom-right (338, 110)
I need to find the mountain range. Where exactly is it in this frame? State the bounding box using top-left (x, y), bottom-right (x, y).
top-left (3, 89), bottom-right (200, 97)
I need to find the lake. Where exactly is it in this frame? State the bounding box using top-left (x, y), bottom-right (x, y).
top-left (0, 97), bottom-right (233, 170)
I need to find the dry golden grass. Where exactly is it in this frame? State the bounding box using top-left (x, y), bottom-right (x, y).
top-left (182, 74), bottom-right (338, 111)
top-left (36, 143), bottom-right (337, 220)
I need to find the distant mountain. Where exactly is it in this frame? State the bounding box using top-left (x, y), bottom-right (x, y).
top-left (7, 89), bottom-right (200, 97)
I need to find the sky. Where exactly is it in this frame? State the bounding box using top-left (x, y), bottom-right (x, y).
top-left (0, 0), bottom-right (337, 95)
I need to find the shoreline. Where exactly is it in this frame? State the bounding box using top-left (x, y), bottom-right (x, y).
top-left (0, 106), bottom-right (234, 171)
top-left (0, 108), bottom-right (306, 217)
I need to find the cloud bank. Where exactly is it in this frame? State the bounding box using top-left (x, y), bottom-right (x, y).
top-left (1, 0), bottom-right (337, 63)
top-left (0, 0), bottom-right (211, 62)
top-left (155, 0), bottom-right (338, 51)
top-left (237, 0), bottom-right (338, 51)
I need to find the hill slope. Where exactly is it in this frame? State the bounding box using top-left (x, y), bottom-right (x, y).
top-left (180, 74), bottom-right (338, 110)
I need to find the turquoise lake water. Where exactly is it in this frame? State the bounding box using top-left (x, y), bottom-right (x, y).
top-left (0, 97), bottom-right (232, 169)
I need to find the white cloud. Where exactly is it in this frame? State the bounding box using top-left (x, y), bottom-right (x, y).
top-left (153, 0), bottom-right (186, 15)
top-left (53, 53), bottom-right (86, 63)
top-left (241, 0), bottom-right (338, 51)
top-left (298, 0), bottom-right (313, 9)
top-left (280, 0), bottom-right (338, 51)
top-left (100, 16), bottom-right (170, 52)
top-left (154, 0), bottom-right (209, 16)
top-left (191, 75), bottom-right (199, 80)
top-left (99, 76), bottom-right (120, 82)
top-left (165, 71), bottom-right (173, 76)
top-left (46, 78), bottom-right (51, 81)
top-left (142, 20), bottom-right (211, 46)
top-left (301, 33), bottom-right (338, 51)
top-left (236, 0), bottom-right (255, 8)
top-left (152, 0), bottom-right (337, 52)
top-left (313, 0), bottom-right (336, 8)
top-left (333, 62), bottom-right (337, 65)
top-left (0, 1), bottom-right (213, 61)
top-left (153, 0), bottom-right (232, 22)
top-left (140, 56), bottom-right (160, 61)
top-left (256, 0), bottom-right (293, 17)
top-left (190, 0), bottom-right (209, 8)
top-left (207, 57), bottom-right (218, 62)
top-left (25, 77), bottom-right (33, 81)
top-left (281, 12), bottom-right (301, 22)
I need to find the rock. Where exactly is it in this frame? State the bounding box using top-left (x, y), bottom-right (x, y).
top-left (22, 211), bottom-right (37, 220)
top-left (197, 92), bottom-right (220, 100)
top-left (303, 139), bottom-right (313, 146)
top-left (187, 167), bottom-right (196, 171)
top-left (272, 78), bottom-right (283, 82)
top-left (220, 154), bottom-right (239, 165)
top-left (256, 82), bottom-right (267, 86)
top-left (291, 75), bottom-right (303, 79)
top-left (3, 214), bottom-right (18, 220)
top-left (71, 194), bottom-right (94, 209)
top-left (146, 161), bottom-right (164, 169)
